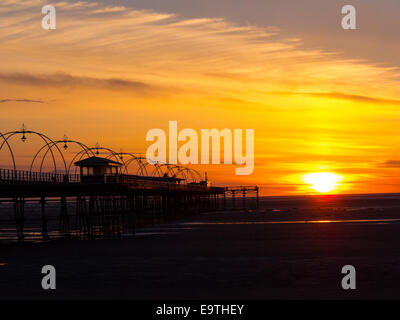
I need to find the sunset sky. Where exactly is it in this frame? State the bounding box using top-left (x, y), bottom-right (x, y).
top-left (0, 0), bottom-right (399, 195)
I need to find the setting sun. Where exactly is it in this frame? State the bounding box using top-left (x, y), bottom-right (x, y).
top-left (303, 172), bottom-right (343, 193)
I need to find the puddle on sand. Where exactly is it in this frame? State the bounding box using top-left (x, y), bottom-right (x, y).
top-left (134, 231), bottom-right (177, 236)
top-left (179, 218), bottom-right (400, 226)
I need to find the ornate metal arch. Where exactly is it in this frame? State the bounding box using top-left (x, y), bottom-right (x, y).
top-left (0, 131), bottom-right (16, 170)
top-left (30, 139), bottom-right (94, 174)
top-left (155, 163), bottom-right (178, 178)
top-left (108, 153), bottom-right (149, 176)
top-left (178, 167), bottom-right (202, 183)
top-left (0, 127), bottom-right (67, 174)
top-left (69, 146), bottom-right (126, 175)
top-left (139, 158), bottom-right (170, 178)
top-left (0, 126), bottom-right (206, 184)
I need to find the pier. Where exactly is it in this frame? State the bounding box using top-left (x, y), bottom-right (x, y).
top-left (0, 127), bottom-right (258, 242)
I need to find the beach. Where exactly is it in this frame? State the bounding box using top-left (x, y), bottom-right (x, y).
top-left (1, 194), bottom-right (400, 300)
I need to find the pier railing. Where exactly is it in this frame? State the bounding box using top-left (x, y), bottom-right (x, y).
top-left (0, 168), bottom-right (80, 184)
top-left (106, 174), bottom-right (225, 192)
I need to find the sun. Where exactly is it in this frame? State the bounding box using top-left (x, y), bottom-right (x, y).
top-left (303, 172), bottom-right (343, 193)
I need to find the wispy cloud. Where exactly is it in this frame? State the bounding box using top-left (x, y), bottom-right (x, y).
top-left (0, 72), bottom-right (155, 93)
top-left (377, 160), bottom-right (400, 168)
top-left (268, 91), bottom-right (400, 105)
top-left (0, 98), bottom-right (45, 104)
top-left (92, 6), bottom-right (126, 14)
top-left (303, 92), bottom-right (400, 105)
top-left (0, 0), bottom-right (399, 100)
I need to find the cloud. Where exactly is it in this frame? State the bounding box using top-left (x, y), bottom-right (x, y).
top-left (0, 98), bottom-right (45, 104)
top-left (304, 92), bottom-right (400, 105)
top-left (377, 160), bottom-right (400, 168)
top-left (92, 6), bottom-right (126, 14)
top-left (0, 72), bottom-right (155, 93)
top-left (1, 0), bottom-right (399, 101)
top-left (268, 91), bottom-right (400, 105)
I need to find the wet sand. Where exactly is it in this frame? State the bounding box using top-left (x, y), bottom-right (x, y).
top-left (1, 196), bottom-right (400, 300)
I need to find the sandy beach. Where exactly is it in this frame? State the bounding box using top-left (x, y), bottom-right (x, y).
top-left (1, 194), bottom-right (400, 300)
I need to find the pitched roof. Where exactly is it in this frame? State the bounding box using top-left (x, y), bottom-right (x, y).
top-left (74, 156), bottom-right (123, 167)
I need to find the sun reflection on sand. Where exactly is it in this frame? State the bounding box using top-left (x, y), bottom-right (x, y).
top-left (181, 219), bottom-right (400, 225)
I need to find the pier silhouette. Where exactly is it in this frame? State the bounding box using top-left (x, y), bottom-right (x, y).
top-left (0, 126), bottom-right (258, 242)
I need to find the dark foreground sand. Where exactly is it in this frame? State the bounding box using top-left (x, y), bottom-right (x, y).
top-left (1, 195), bottom-right (400, 300)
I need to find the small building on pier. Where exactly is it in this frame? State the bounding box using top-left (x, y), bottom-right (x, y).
top-left (74, 156), bottom-right (123, 183)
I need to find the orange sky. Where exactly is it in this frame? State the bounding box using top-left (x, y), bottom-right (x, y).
top-left (0, 0), bottom-right (399, 195)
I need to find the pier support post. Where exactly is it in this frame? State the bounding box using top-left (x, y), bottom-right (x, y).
top-left (75, 196), bottom-right (87, 238)
top-left (40, 196), bottom-right (49, 241)
top-left (13, 197), bottom-right (25, 242)
top-left (256, 187), bottom-right (259, 210)
top-left (60, 195), bottom-right (71, 238)
top-left (128, 194), bottom-right (136, 234)
top-left (223, 192), bottom-right (226, 210)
